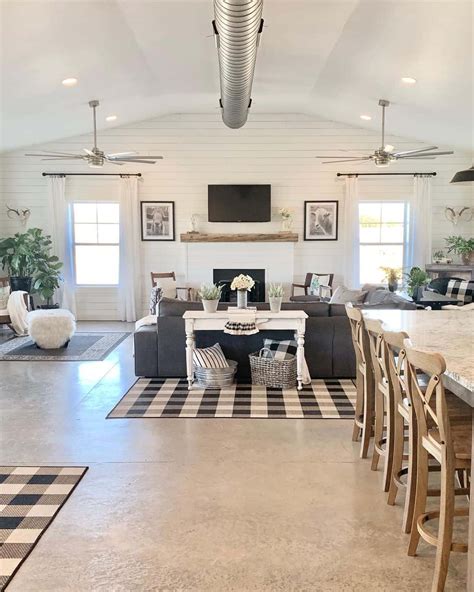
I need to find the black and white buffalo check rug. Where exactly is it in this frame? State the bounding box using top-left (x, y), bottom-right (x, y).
top-left (0, 466), bottom-right (87, 590)
top-left (0, 332), bottom-right (129, 362)
top-left (108, 378), bottom-right (356, 419)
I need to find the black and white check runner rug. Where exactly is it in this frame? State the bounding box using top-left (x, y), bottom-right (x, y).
top-left (0, 466), bottom-right (87, 591)
top-left (108, 379), bottom-right (356, 419)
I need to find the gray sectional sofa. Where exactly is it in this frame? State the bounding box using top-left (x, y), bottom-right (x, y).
top-left (134, 298), bottom-right (358, 380)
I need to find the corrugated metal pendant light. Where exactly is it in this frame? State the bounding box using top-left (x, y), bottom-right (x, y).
top-left (213, 0), bottom-right (264, 129)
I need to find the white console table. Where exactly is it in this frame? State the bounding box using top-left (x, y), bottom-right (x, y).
top-left (182, 310), bottom-right (308, 390)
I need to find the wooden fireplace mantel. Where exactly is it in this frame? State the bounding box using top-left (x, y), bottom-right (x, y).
top-left (180, 232), bottom-right (298, 243)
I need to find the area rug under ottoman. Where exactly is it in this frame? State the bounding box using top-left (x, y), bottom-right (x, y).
top-left (108, 378), bottom-right (356, 419)
top-left (0, 332), bottom-right (129, 362)
top-left (0, 466), bottom-right (88, 591)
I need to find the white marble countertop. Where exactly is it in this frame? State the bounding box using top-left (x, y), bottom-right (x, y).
top-left (362, 309), bottom-right (474, 406)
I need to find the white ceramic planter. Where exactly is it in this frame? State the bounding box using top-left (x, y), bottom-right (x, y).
top-left (269, 296), bottom-right (282, 313)
top-left (202, 299), bottom-right (219, 313)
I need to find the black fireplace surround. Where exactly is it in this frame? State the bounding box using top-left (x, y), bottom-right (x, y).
top-left (213, 269), bottom-right (265, 303)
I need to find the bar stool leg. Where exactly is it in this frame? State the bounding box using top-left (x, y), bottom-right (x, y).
top-left (388, 411), bottom-right (404, 505)
top-left (403, 416), bottom-right (418, 534)
top-left (360, 372), bottom-right (373, 459)
top-left (371, 387), bottom-right (383, 471)
top-left (408, 443), bottom-right (429, 556)
top-left (432, 456), bottom-right (455, 592)
top-left (382, 393), bottom-right (394, 492)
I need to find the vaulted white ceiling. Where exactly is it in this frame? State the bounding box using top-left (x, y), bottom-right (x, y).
top-left (1, 0), bottom-right (472, 152)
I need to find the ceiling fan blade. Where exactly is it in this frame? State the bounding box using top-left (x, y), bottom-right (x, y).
top-left (40, 157), bottom-right (85, 161)
top-left (25, 152), bottom-right (80, 157)
top-left (315, 155), bottom-right (370, 159)
top-left (107, 160), bottom-right (125, 165)
top-left (107, 151), bottom-right (138, 158)
top-left (396, 156), bottom-right (437, 160)
top-left (402, 151), bottom-right (453, 157)
top-left (322, 158), bottom-right (371, 164)
top-left (111, 158), bottom-right (158, 164)
top-left (111, 155), bottom-right (163, 160)
top-left (392, 146), bottom-right (438, 157)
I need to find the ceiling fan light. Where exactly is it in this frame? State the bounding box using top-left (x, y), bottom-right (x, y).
top-left (384, 144), bottom-right (394, 152)
top-left (62, 77), bottom-right (78, 87)
top-left (450, 165), bottom-right (474, 184)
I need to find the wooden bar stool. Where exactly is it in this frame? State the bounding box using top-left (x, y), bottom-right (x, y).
top-left (384, 330), bottom-right (417, 532)
top-left (365, 318), bottom-right (394, 492)
top-left (405, 342), bottom-right (471, 592)
top-left (345, 304), bottom-right (375, 459)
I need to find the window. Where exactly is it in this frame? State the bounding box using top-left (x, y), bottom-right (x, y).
top-left (358, 202), bottom-right (409, 285)
top-left (73, 203), bottom-right (120, 285)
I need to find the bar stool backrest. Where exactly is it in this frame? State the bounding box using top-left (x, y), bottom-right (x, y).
top-left (345, 304), bottom-right (371, 370)
top-left (383, 330), bottom-right (410, 409)
top-left (364, 317), bottom-right (387, 388)
top-left (404, 340), bottom-right (450, 464)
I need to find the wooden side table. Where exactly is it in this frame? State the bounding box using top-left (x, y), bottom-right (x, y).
top-left (182, 310), bottom-right (308, 390)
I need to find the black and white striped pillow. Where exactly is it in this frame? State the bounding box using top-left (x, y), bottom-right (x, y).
top-left (446, 279), bottom-right (474, 304)
top-left (263, 339), bottom-right (297, 360)
top-left (193, 343), bottom-right (229, 368)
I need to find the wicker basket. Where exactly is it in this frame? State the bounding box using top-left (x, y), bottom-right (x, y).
top-left (194, 359), bottom-right (237, 388)
top-left (249, 348), bottom-right (297, 389)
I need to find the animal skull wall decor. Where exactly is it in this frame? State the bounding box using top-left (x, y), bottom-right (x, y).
top-left (444, 206), bottom-right (473, 225)
top-left (6, 204), bottom-right (31, 226)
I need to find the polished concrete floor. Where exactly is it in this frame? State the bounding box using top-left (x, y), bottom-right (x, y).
top-left (0, 322), bottom-right (468, 591)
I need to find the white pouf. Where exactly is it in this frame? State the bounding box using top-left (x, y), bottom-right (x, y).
top-left (27, 309), bottom-right (76, 349)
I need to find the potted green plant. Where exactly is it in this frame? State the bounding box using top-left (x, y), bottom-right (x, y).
top-left (444, 236), bottom-right (474, 265)
top-left (0, 228), bottom-right (63, 303)
top-left (33, 257), bottom-right (63, 309)
top-left (404, 267), bottom-right (430, 300)
top-left (268, 283), bottom-right (284, 313)
top-left (198, 283), bottom-right (223, 313)
top-left (380, 267), bottom-right (402, 292)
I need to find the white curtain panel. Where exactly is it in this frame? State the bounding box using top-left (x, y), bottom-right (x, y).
top-left (118, 176), bottom-right (141, 322)
top-left (47, 175), bottom-right (76, 315)
top-left (408, 175), bottom-right (432, 268)
top-left (343, 175), bottom-right (360, 288)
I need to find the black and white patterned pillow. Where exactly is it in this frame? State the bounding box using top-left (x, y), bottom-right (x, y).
top-left (446, 279), bottom-right (474, 303)
top-left (193, 343), bottom-right (229, 368)
top-left (263, 339), bottom-right (297, 360)
top-left (149, 286), bottom-right (162, 314)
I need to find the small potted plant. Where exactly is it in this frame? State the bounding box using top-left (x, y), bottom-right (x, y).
top-left (433, 250), bottom-right (447, 264)
top-left (444, 235), bottom-right (474, 265)
top-left (34, 258), bottom-right (63, 309)
top-left (380, 267), bottom-right (402, 292)
top-left (279, 208), bottom-right (293, 232)
top-left (268, 283), bottom-right (284, 313)
top-left (198, 283), bottom-right (222, 313)
top-left (404, 267), bottom-right (430, 301)
top-left (230, 274), bottom-right (255, 309)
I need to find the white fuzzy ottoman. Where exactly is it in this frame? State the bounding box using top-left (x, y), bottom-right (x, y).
top-left (27, 309), bottom-right (76, 349)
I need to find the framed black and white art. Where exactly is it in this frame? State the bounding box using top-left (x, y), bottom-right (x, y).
top-left (304, 201), bottom-right (339, 241)
top-left (140, 201), bottom-right (175, 241)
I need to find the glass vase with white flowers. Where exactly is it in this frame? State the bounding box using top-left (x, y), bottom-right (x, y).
top-left (279, 208), bottom-right (293, 232)
top-left (230, 274), bottom-right (255, 309)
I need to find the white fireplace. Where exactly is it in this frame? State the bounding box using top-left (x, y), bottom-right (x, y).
top-left (184, 242), bottom-right (295, 299)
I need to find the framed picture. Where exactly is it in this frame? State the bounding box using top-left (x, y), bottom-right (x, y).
top-left (140, 201), bottom-right (175, 241)
top-left (304, 201), bottom-right (339, 241)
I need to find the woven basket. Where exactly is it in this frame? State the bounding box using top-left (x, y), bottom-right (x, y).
top-left (194, 359), bottom-right (237, 388)
top-left (249, 348), bottom-right (297, 389)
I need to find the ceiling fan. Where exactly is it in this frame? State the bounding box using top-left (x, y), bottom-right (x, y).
top-left (25, 100), bottom-right (163, 168)
top-left (315, 99), bottom-right (453, 167)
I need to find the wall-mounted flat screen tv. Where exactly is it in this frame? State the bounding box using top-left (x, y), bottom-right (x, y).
top-left (208, 185), bottom-right (271, 222)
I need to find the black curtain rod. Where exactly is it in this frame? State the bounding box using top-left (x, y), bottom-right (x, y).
top-left (337, 172), bottom-right (436, 177)
top-left (42, 172), bottom-right (142, 177)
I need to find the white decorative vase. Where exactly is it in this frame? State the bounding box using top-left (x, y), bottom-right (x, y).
top-left (236, 290), bottom-right (248, 309)
top-left (281, 217), bottom-right (293, 232)
top-left (269, 296), bottom-right (282, 313)
top-left (202, 299), bottom-right (219, 313)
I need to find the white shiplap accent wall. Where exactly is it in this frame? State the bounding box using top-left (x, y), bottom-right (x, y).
top-left (1, 113), bottom-right (472, 320)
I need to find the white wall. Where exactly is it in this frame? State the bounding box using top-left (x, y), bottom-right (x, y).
top-left (1, 113), bottom-right (472, 320)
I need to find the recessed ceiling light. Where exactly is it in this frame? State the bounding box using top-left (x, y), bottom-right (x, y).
top-left (401, 76), bottom-right (417, 85)
top-left (105, 115), bottom-right (117, 122)
top-left (360, 114), bottom-right (372, 121)
top-left (62, 77), bottom-right (78, 87)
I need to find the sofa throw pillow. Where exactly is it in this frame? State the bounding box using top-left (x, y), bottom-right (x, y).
top-left (263, 338), bottom-right (296, 360)
top-left (0, 286), bottom-right (10, 310)
top-left (154, 276), bottom-right (177, 300)
top-left (329, 285), bottom-right (367, 305)
top-left (445, 279), bottom-right (474, 303)
top-left (149, 286), bottom-right (162, 314)
top-left (193, 343), bottom-right (229, 368)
